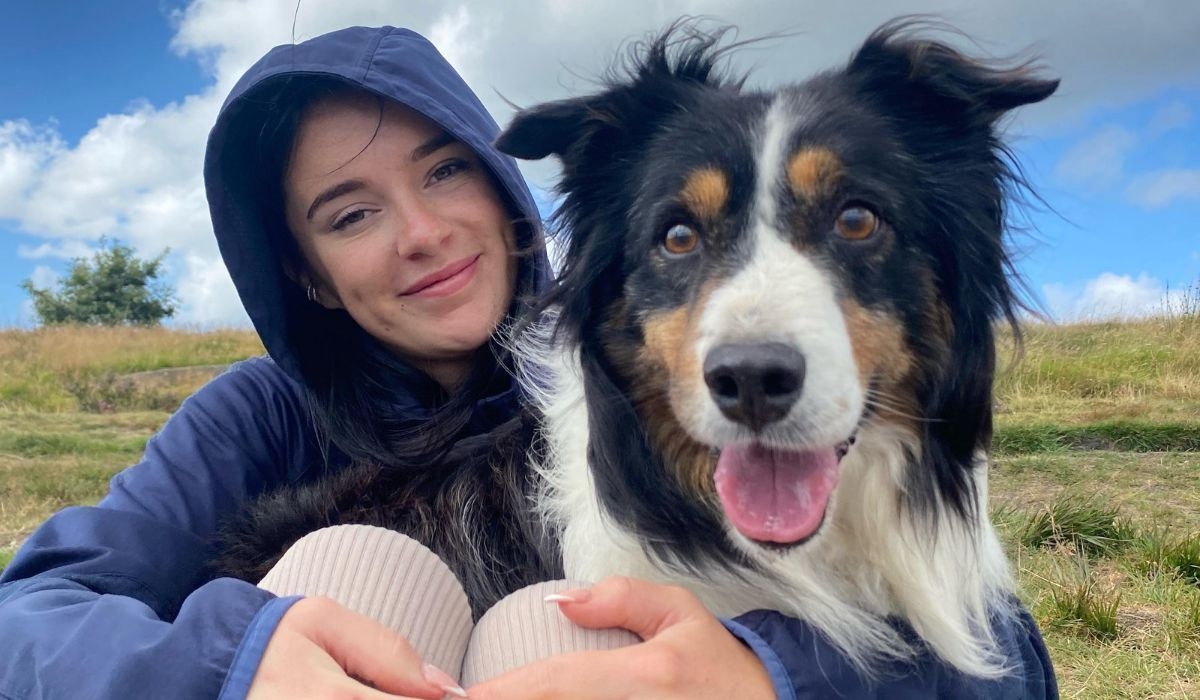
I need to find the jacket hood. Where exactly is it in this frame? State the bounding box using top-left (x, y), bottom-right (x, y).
top-left (204, 26), bottom-right (548, 385)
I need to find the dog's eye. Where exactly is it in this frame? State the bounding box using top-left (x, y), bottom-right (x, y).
top-left (662, 224), bottom-right (701, 256)
top-left (834, 206), bottom-right (878, 241)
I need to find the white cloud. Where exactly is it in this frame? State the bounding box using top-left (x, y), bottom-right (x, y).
top-left (6, 0), bottom-right (1200, 327)
top-left (1042, 272), bottom-right (1182, 321)
top-left (1054, 125), bottom-right (1137, 189)
top-left (174, 249), bottom-right (250, 327)
top-left (26, 265), bottom-right (59, 291)
top-left (0, 120), bottom-right (65, 218)
top-left (17, 239), bottom-right (94, 260)
top-left (1148, 101), bottom-right (1192, 136)
top-left (1125, 169), bottom-right (1200, 209)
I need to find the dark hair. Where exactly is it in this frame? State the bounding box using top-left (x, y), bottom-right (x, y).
top-left (250, 76), bottom-right (537, 479)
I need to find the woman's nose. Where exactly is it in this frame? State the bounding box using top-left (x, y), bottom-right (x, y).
top-left (396, 197), bottom-right (450, 259)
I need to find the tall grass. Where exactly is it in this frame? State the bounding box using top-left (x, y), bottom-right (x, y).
top-left (0, 326), bottom-right (262, 412)
top-left (1048, 579), bottom-right (1122, 641)
top-left (1018, 494), bottom-right (1135, 556)
top-left (995, 313), bottom-right (1200, 425)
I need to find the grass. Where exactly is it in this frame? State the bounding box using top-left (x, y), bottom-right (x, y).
top-left (1048, 578), bottom-right (1122, 641)
top-left (0, 325), bottom-right (262, 412)
top-left (994, 314), bottom-right (1200, 426)
top-left (1016, 495), bottom-right (1134, 557)
top-left (1134, 531), bottom-right (1200, 587)
top-left (994, 420), bottom-right (1200, 454)
top-left (0, 306), bottom-right (1198, 697)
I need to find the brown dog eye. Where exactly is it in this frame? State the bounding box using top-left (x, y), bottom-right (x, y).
top-left (835, 206), bottom-right (878, 241)
top-left (662, 224), bottom-right (701, 255)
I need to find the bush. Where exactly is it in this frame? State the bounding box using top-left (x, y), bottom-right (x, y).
top-left (21, 238), bottom-right (176, 326)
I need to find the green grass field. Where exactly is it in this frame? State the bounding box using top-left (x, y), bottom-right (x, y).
top-left (1, 315), bottom-right (1197, 697)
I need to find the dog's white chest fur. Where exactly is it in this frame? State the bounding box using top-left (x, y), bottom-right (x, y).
top-left (525, 343), bottom-right (1016, 676)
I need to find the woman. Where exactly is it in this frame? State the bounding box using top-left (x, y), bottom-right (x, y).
top-left (0, 25), bottom-right (774, 700)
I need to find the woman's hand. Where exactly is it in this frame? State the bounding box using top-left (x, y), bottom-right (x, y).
top-left (246, 596), bottom-right (466, 700)
top-left (466, 576), bottom-right (776, 700)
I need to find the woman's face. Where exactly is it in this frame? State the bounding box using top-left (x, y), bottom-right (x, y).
top-left (284, 93), bottom-right (517, 389)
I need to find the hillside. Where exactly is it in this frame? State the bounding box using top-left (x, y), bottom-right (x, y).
top-left (1, 316), bottom-right (1197, 696)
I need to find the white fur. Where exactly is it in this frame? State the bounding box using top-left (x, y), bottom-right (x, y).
top-left (687, 224), bottom-right (864, 450)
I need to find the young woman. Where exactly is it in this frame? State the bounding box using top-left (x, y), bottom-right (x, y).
top-left (0, 25), bottom-right (774, 700)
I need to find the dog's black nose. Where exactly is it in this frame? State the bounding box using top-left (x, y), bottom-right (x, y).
top-left (703, 342), bottom-right (806, 431)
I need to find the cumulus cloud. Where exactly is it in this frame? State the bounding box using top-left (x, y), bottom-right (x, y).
top-left (174, 249), bottom-right (250, 327)
top-left (0, 120), bottom-right (65, 218)
top-left (1042, 272), bottom-right (1183, 321)
top-left (5, 0), bottom-right (1200, 325)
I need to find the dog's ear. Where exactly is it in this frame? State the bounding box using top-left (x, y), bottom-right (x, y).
top-left (847, 21), bottom-right (1058, 126)
top-left (496, 94), bottom-right (627, 174)
top-left (495, 97), bottom-right (595, 161)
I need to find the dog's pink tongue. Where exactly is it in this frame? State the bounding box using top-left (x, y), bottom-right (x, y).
top-left (714, 443), bottom-right (840, 544)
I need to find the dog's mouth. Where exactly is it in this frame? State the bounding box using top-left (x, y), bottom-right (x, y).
top-left (713, 431), bottom-right (857, 547)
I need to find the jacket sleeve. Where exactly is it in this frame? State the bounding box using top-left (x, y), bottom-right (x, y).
top-left (724, 603), bottom-right (1058, 700)
top-left (0, 358), bottom-right (322, 700)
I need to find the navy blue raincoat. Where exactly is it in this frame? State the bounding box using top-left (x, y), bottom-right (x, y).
top-left (0, 25), bottom-right (1056, 699)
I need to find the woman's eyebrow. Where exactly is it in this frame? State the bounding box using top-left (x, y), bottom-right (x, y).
top-left (410, 132), bottom-right (457, 162)
top-left (307, 179), bottom-right (365, 222)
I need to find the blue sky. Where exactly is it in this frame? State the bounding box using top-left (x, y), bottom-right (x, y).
top-left (0, 3), bottom-right (201, 144)
top-left (1, 1), bottom-right (1198, 327)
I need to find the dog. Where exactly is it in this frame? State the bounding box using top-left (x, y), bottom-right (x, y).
top-left (215, 19), bottom-right (1056, 679)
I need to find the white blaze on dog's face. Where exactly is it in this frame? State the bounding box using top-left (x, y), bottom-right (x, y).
top-left (641, 97), bottom-right (866, 548)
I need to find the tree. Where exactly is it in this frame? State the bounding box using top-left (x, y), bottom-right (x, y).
top-left (21, 238), bottom-right (177, 326)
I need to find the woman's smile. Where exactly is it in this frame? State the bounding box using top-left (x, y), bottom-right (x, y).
top-left (400, 254), bottom-right (481, 298)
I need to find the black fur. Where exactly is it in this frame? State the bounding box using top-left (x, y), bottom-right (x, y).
top-left (210, 412), bottom-right (560, 618)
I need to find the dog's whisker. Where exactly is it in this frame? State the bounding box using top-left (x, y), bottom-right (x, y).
top-left (863, 395), bottom-right (940, 424)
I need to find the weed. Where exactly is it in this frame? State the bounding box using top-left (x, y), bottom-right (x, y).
top-left (1048, 578), bottom-right (1122, 641)
top-left (1136, 530), bottom-right (1200, 586)
top-left (1019, 495), bottom-right (1134, 556)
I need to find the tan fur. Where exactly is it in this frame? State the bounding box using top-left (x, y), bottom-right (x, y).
top-left (787, 148), bottom-right (843, 200)
top-left (631, 291), bottom-right (719, 497)
top-left (840, 300), bottom-right (921, 430)
top-left (680, 168), bottom-right (729, 221)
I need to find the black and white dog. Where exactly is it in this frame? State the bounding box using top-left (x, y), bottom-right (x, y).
top-left (216, 20), bottom-right (1056, 678)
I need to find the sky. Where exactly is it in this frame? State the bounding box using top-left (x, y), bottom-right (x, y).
top-left (1, 0), bottom-right (1198, 328)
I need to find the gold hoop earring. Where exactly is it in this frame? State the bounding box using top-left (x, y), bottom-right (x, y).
top-left (306, 283), bottom-right (319, 304)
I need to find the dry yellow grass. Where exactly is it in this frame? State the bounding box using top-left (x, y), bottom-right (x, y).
top-left (996, 315), bottom-right (1200, 425)
top-left (0, 325), bottom-right (263, 412)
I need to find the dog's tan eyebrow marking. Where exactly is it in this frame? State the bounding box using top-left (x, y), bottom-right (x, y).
top-left (680, 168), bottom-right (729, 221)
top-left (787, 148), bottom-right (842, 200)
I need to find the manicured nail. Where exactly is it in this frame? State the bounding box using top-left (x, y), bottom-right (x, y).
top-left (423, 663), bottom-right (468, 698)
top-left (544, 588), bottom-right (592, 604)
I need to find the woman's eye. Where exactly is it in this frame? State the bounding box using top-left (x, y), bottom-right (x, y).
top-left (429, 159), bottom-right (468, 183)
top-left (661, 223), bottom-right (701, 256)
top-left (834, 205), bottom-right (879, 241)
top-left (332, 208), bottom-right (368, 231)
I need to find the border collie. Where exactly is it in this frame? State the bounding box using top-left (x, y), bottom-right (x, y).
top-left (215, 19), bottom-right (1057, 679)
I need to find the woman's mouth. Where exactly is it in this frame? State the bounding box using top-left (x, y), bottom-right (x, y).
top-left (400, 255), bottom-right (480, 298)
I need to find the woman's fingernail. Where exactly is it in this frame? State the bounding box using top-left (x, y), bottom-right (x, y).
top-left (544, 588), bottom-right (592, 604)
top-left (423, 663), bottom-right (468, 698)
